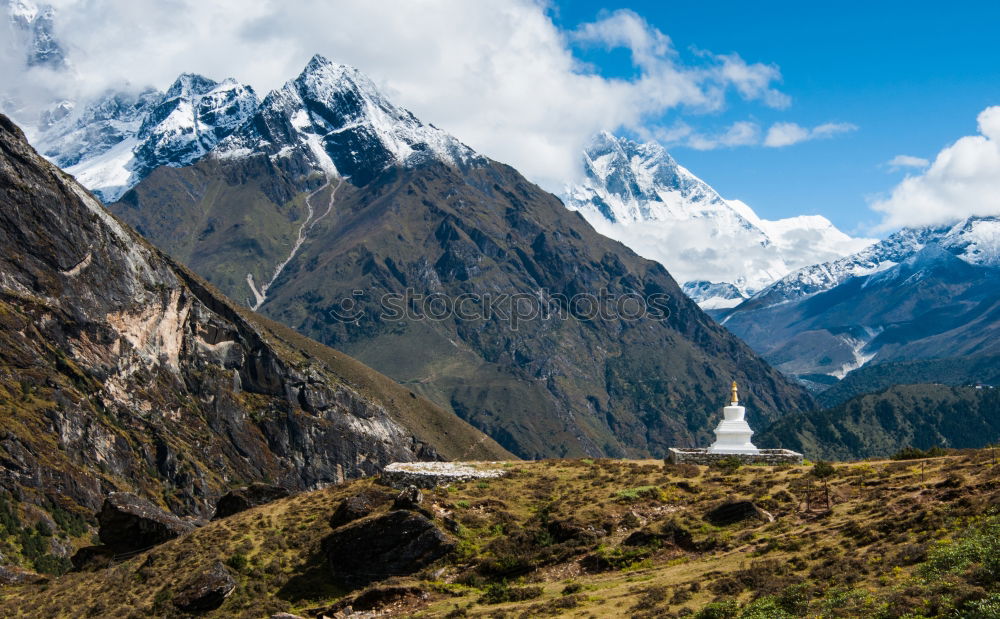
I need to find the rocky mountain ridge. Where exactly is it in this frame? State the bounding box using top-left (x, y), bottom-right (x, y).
top-left (109, 57), bottom-right (815, 460)
top-left (719, 215), bottom-right (1000, 387)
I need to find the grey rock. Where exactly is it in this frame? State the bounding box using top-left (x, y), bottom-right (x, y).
top-left (212, 483), bottom-right (290, 520)
top-left (98, 492), bottom-right (195, 552)
top-left (172, 561), bottom-right (236, 612)
top-left (324, 510), bottom-right (454, 587)
top-left (329, 489), bottom-right (393, 529)
top-left (392, 485), bottom-right (423, 511)
top-left (705, 500), bottom-right (768, 526)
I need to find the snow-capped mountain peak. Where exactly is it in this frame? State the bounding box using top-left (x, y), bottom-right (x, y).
top-left (6, 0), bottom-right (66, 69)
top-left (563, 132), bottom-right (873, 301)
top-left (34, 73), bottom-right (258, 202)
top-left (216, 54), bottom-right (482, 184)
top-left (741, 215), bottom-right (1000, 311)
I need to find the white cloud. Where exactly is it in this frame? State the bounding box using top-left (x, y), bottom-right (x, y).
top-left (886, 154), bottom-right (930, 171)
top-left (652, 119), bottom-right (855, 151)
top-left (873, 106), bottom-right (1000, 230)
top-left (762, 121), bottom-right (857, 147)
top-left (685, 121), bottom-right (761, 150)
top-left (1, 1), bottom-right (797, 189)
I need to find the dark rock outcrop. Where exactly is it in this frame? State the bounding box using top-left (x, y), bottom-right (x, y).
top-left (324, 510), bottom-right (454, 587)
top-left (0, 113), bottom-right (509, 529)
top-left (328, 489), bottom-right (393, 529)
top-left (70, 545), bottom-right (116, 572)
top-left (98, 492), bottom-right (196, 552)
top-left (213, 484), bottom-right (290, 520)
top-left (705, 500), bottom-right (768, 526)
top-left (172, 561), bottom-right (236, 612)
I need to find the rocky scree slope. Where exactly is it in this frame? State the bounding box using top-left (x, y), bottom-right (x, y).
top-left (0, 113), bottom-right (508, 543)
top-left (111, 57), bottom-right (815, 460)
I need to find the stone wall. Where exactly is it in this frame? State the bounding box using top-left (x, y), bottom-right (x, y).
top-left (380, 462), bottom-right (508, 489)
top-left (667, 448), bottom-right (803, 466)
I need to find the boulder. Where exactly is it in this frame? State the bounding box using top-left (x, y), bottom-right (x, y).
top-left (172, 561), bottom-right (237, 612)
top-left (329, 488), bottom-right (393, 529)
top-left (324, 510), bottom-right (454, 587)
top-left (212, 483), bottom-right (290, 520)
top-left (98, 492), bottom-right (195, 552)
top-left (0, 565), bottom-right (46, 585)
top-left (392, 485), bottom-right (423, 511)
top-left (70, 545), bottom-right (116, 571)
top-left (705, 500), bottom-right (768, 526)
top-left (623, 522), bottom-right (695, 551)
top-left (547, 518), bottom-right (606, 543)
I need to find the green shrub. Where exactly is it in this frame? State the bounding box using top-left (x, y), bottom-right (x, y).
top-left (713, 457), bottom-right (742, 473)
top-left (892, 446), bottom-right (948, 460)
top-left (921, 514), bottom-right (1000, 586)
top-left (694, 600), bottom-right (739, 619)
top-left (614, 486), bottom-right (664, 503)
top-left (479, 581), bottom-right (543, 604)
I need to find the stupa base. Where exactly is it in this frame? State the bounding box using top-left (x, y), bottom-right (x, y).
top-left (666, 448), bottom-right (803, 466)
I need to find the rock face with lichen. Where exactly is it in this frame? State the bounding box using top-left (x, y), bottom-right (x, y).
top-left (0, 111), bottom-right (510, 548)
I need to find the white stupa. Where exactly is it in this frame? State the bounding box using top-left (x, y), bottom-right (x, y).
top-left (707, 381), bottom-right (760, 454)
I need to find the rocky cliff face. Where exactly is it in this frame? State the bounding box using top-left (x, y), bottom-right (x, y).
top-left (0, 113), bottom-right (508, 535)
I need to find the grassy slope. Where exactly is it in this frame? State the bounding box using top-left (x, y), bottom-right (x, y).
top-left (4, 450), bottom-right (998, 618)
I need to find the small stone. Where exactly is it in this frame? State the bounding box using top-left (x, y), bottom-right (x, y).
top-left (172, 561), bottom-right (237, 612)
top-left (213, 483), bottom-right (290, 520)
top-left (393, 485), bottom-right (423, 510)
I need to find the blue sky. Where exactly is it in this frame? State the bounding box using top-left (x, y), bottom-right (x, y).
top-left (551, 1), bottom-right (1000, 234)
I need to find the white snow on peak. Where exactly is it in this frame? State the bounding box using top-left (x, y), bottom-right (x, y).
top-left (563, 132), bottom-right (874, 301)
top-left (216, 55), bottom-right (481, 178)
top-left (8, 0), bottom-right (39, 21)
top-left (36, 74), bottom-right (258, 201)
top-left (746, 215), bottom-right (1000, 309)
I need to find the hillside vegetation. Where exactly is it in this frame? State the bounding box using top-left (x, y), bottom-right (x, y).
top-left (2, 450), bottom-right (998, 617)
top-left (759, 384), bottom-right (1000, 460)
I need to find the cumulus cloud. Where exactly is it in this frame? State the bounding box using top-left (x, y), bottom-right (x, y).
top-left (653, 119), bottom-right (855, 151)
top-left (1, 0), bottom-right (801, 189)
top-left (872, 106), bottom-right (1000, 230)
top-left (763, 121), bottom-right (857, 147)
top-left (684, 121), bottom-right (761, 150)
top-left (885, 154), bottom-right (930, 170)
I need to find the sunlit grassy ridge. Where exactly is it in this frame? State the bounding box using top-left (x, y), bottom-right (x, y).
top-left (1, 449), bottom-right (998, 618)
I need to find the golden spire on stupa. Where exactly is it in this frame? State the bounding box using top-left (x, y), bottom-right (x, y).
top-left (730, 380), bottom-right (739, 406)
